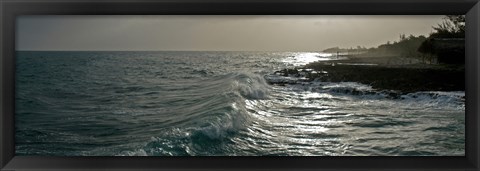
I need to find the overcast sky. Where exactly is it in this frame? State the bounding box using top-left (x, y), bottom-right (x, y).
top-left (17, 15), bottom-right (445, 51)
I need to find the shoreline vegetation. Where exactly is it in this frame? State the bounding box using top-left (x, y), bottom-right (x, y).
top-left (265, 15), bottom-right (465, 94)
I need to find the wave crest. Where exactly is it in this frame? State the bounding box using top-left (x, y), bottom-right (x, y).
top-left (229, 72), bottom-right (271, 99)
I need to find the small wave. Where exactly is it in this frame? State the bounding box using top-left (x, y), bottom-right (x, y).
top-left (399, 91), bottom-right (465, 109)
top-left (401, 91), bottom-right (464, 102)
top-left (281, 81), bottom-right (402, 99)
top-left (191, 69), bottom-right (215, 76)
top-left (347, 120), bottom-right (416, 128)
top-left (272, 80), bottom-right (465, 105)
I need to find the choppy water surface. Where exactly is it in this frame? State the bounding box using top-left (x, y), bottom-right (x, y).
top-left (15, 51), bottom-right (465, 156)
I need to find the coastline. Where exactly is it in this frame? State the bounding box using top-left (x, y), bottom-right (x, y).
top-left (270, 56), bottom-right (465, 93)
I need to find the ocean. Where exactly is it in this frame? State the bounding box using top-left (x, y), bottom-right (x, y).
top-left (15, 51), bottom-right (465, 156)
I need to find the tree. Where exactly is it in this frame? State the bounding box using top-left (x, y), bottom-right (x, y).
top-left (431, 15), bottom-right (465, 38)
top-left (418, 15), bottom-right (465, 64)
top-left (399, 34), bottom-right (406, 41)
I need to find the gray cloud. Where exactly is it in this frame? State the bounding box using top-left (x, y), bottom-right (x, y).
top-left (17, 15), bottom-right (444, 51)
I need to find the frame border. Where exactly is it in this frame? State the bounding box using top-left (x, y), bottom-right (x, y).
top-left (1, 0), bottom-right (479, 170)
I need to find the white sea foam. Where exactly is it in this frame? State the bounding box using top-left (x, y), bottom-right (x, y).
top-left (16, 51), bottom-right (465, 156)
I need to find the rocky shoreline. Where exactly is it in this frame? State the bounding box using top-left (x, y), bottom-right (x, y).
top-left (266, 57), bottom-right (465, 93)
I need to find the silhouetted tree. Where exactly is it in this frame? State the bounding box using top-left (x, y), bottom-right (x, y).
top-left (431, 15), bottom-right (465, 38)
top-left (418, 15), bottom-right (465, 64)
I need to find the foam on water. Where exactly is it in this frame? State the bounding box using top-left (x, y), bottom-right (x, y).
top-left (15, 51), bottom-right (465, 156)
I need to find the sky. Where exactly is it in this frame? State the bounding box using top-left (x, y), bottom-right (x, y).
top-left (17, 15), bottom-right (445, 51)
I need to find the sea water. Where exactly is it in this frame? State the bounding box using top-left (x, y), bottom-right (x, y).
top-left (15, 51), bottom-right (465, 156)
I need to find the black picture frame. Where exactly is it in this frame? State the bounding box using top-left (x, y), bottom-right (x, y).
top-left (1, 0), bottom-right (479, 170)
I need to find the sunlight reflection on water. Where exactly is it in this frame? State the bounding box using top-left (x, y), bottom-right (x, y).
top-left (282, 52), bottom-right (335, 66)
